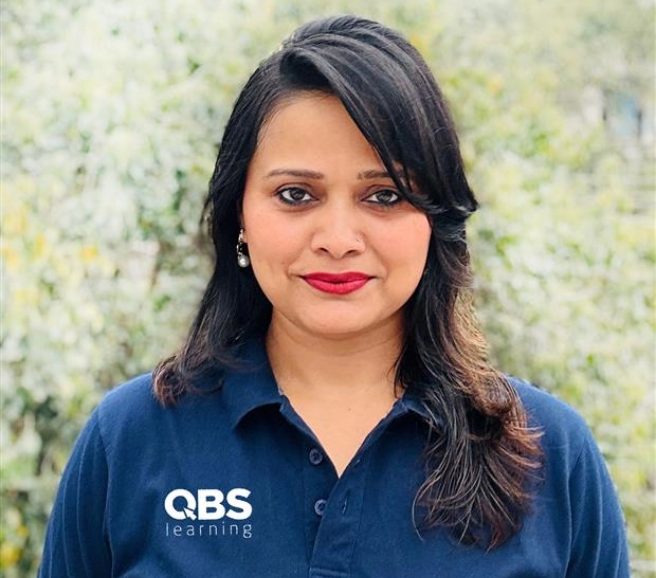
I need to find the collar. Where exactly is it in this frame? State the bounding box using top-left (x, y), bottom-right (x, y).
top-left (221, 337), bottom-right (285, 431)
top-left (221, 336), bottom-right (433, 431)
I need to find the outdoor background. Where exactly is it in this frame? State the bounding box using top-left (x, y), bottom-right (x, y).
top-left (2, 0), bottom-right (654, 575)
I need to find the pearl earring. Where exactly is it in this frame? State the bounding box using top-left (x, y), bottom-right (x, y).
top-left (236, 228), bottom-right (250, 268)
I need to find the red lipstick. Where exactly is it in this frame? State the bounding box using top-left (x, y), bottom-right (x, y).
top-left (303, 272), bottom-right (372, 295)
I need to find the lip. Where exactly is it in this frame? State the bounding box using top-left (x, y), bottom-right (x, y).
top-left (304, 272), bottom-right (371, 282)
top-left (302, 271), bottom-right (372, 295)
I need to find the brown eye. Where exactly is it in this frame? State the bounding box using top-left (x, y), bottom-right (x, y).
top-left (277, 187), bottom-right (314, 205)
top-left (367, 189), bottom-right (401, 207)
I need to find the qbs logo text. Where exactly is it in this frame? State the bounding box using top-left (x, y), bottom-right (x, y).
top-left (164, 488), bottom-right (252, 521)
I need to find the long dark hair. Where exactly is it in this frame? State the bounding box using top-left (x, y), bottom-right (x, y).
top-left (153, 14), bottom-right (542, 548)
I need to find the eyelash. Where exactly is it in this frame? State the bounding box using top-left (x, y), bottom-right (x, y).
top-left (275, 187), bottom-right (402, 209)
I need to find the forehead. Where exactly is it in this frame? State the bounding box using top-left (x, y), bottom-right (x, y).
top-left (248, 93), bottom-right (386, 176)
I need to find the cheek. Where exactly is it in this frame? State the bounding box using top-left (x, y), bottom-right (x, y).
top-left (245, 211), bottom-right (303, 272)
top-left (380, 217), bottom-right (432, 268)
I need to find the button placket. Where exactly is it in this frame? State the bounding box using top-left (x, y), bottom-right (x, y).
top-left (300, 437), bottom-right (338, 561)
top-left (307, 453), bottom-right (369, 577)
top-left (308, 406), bottom-right (410, 576)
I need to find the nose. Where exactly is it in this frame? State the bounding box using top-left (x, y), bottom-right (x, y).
top-left (309, 198), bottom-right (365, 259)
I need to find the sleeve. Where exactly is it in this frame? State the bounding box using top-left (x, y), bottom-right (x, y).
top-left (38, 408), bottom-right (112, 578)
top-left (565, 428), bottom-right (631, 578)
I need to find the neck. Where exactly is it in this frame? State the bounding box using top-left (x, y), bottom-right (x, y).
top-left (264, 312), bottom-right (405, 405)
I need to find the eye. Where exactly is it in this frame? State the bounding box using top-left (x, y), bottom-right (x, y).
top-left (276, 187), bottom-right (314, 205)
top-left (366, 189), bottom-right (401, 207)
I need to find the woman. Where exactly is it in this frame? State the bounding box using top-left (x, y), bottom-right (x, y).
top-left (39, 15), bottom-right (630, 578)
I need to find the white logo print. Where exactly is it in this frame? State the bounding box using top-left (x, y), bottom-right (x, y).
top-left (164, 488), bottom-right (254, 539)
top-left (164, 488), bottom-right (253, 520)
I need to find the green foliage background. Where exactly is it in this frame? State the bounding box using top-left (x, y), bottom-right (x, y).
top-left (2, 0), bottom-right (654, 575)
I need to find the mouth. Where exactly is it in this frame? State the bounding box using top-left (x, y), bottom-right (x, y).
top-left (302, 272), bottom-right (372, 295)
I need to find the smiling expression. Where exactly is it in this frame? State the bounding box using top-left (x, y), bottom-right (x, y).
top-left (241, 93), bottom-right (432, 339)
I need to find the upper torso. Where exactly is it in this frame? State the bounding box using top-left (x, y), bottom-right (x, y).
top-left (39, 337), bottom-right (631, 578)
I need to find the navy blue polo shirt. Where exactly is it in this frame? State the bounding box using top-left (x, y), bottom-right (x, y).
top-left (39, 337), bottom-right (630, 577)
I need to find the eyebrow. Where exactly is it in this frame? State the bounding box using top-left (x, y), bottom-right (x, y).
top-left (264, 168), bottom-right (408, 180)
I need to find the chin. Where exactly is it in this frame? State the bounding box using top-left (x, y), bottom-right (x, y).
top-left (304, 323), bottom-right (366, 338)
top-left (298, 315), bottom-right (382, 339)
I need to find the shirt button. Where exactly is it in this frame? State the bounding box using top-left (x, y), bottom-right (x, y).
top-left (309, 448), bottom-right (324, 465)
top-left (314, 499), bottom-right (327, 516)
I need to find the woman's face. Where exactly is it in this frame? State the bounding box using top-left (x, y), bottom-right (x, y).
top-left (241, 93), bottom-right (431, 340)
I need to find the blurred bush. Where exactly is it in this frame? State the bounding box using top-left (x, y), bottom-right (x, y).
top-left (2, 0), bottom-right (654, 575)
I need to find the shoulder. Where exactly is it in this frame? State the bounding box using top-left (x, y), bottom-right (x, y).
top-left (98, 371), bottom-right (157, 408)
top-left (508, 376), bottom-right (587, 429)
top-left (92, 372), bottom-right (174, 457)
top-left (91, 371), bottom-right (232, 462)
top-left (96, 372), bottom-right (159, 427)
top-left (507, 376), bottom-right (594, 469)
top-left (507, 378), bottom-right (630, 574)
